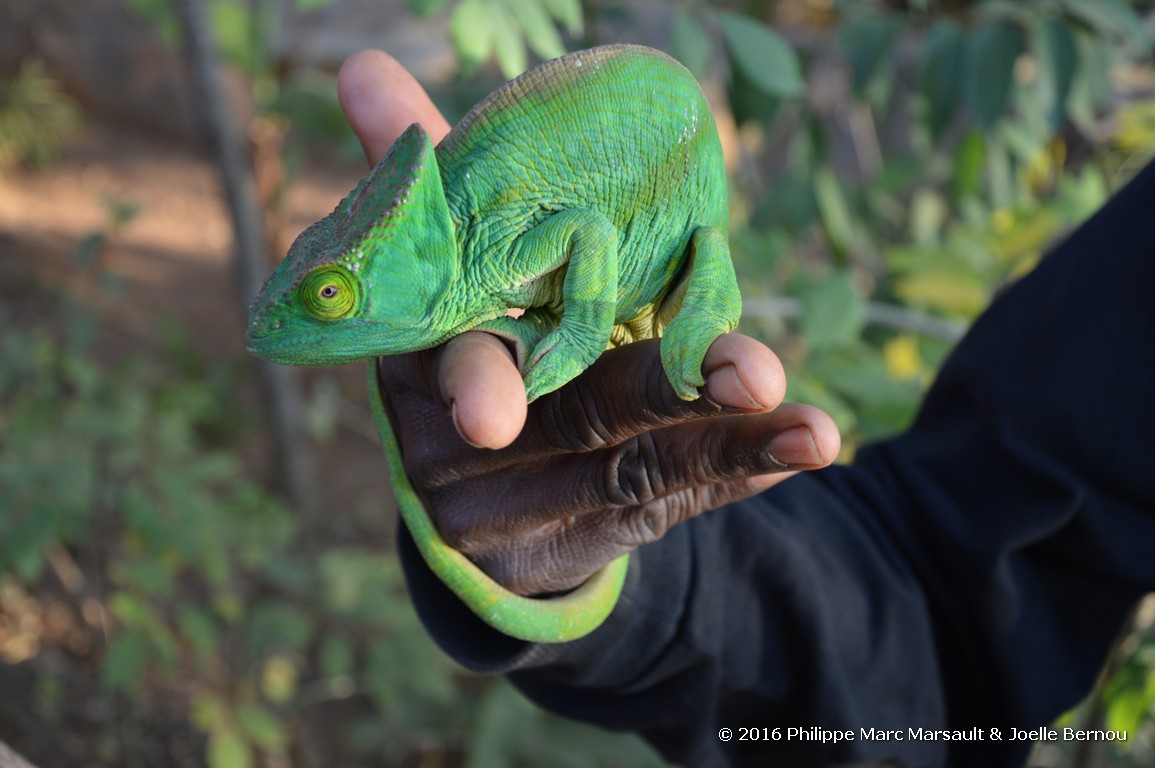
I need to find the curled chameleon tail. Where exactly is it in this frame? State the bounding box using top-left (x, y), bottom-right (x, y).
top-left (367, 364), bottom-right (630, 642)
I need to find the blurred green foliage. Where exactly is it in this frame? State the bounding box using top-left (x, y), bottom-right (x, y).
top-left (0, 57), bottom-right (79, 171)
top-left (0, 253), bottom-right (664, 766)
top-left (1101, 628), bottom-right (1155, 750)
top-left (4, 0), bottom-right (1155, 766)
top-left (665, 0), bottom-right (1153, 452)
top-left (430, 0), bottom-right (583, 78)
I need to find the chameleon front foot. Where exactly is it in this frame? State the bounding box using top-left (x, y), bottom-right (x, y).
top-left (659, 226), bottom-right (743, 400)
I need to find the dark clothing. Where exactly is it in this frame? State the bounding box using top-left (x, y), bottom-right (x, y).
top-left (399, 158), bottom-right (1155, 767)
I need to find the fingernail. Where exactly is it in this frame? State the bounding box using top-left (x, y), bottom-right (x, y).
top-left (769, 426), bottom-right (821, 467)
top-left (705, 364), bottom-right (764, 409)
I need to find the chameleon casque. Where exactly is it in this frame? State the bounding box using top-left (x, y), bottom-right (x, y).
top-left (246, 44), bottom-right (742, 642)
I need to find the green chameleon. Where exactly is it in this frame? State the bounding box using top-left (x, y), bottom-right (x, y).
top-left (246, 44), bottom-right (741, 642)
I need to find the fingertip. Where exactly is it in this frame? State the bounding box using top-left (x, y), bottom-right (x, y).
top-left (744, 405), bottom-right (841, 492)
top-left (440, 332), bottom-right (527, 449)
top-left (770, 404), bottom-right (842, 469)
top-left (806, 408), bottom-right (843, 467)
top-left (702, 334), bottom-right (786, 412)
top-left (337, 49), bottom-right (452, 165)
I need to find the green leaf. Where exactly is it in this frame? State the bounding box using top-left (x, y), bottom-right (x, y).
top-left (1105, 688), bottom-right (1147, 735)
top-left (179, 606), bottom-right (218, 668)
top-left (798, 270), bottom-right (866, 350)
top-left (244, 602), bottom-right (313, 657)
top-left (894, 270), bottom-right (988, 318)
top-left (506, 0), bottom-right (566, 61)
top-left (886, 240), bottom-right (968, 277)
top-left (671, 9), bottom-right (713, 79)
top-left (277, 74), bottom-right (352, 144)
top-left (108, 592), bottom-right (151, 626)
top-left (908, 188), bottom-right (946, 245)
top-left (208, 726), bottom-right (252, 768)
top-left (118, 557), bottom-right (176, 597)
top-left (538, 0), bottom-right (582, 35)
top-left (989, 205), bottom-right (1064, 276)
top-left (813, 167), bottom-right (855, 257)
top-left (808, 343), bottom-right (922, 439)
top-left (751, 172), bottom-right (817, 232)
top-left (1031, 16), bottom-right (1078, 131)
top-left (952, 130), bottom-right (985, 201)
top-left (236, 703), bottom-right (286, 751)
top-left (208, 0), bottom-right (257, 72)
top-left (966, 19), bottom-right (1022, 131)
top-left (124, 0), bottom-right (167, 20)
top-left (786, 373), bottom-right (858, 435)
top-left (449, 0), bottom-right (495, 74)
top-left (295, 0), bottom-right (336, 9)
top-left (840, 15), bottom-right (903, 96)
top-left (146, 610), bottom-right (179, 669)
top-left (101, 629), bottom-right (148, 691)
top-left (715, 12), bottom-right (804, 97)
top-left (919, 19), bottom-right (966, 139)
top-left (261, 654), bottom-right (300, 704)
top-left (1052, 165), bottom-right (1107, 220)
top-left (1057, 0), bottom-right (1148, 51)
top-left (406, 0), bottom-right (450, 17)
top-left (1066, 27), bottom-right (1114, 136)
top-left (491, 1), bottom-right (528, 78)
top-left (320, 635), bottom-right (356, 679)
top-left (191, 692), bottom-right (229, 732)
top-left (726, 64), bottom-right (782, 126)
top-left (984, 132), bottom-right (1013, 210)
top-left (124, 0), bottom-right (180, 44)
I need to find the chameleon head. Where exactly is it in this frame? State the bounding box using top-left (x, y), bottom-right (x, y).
top-left (246, 124), bottom-right (459, 365)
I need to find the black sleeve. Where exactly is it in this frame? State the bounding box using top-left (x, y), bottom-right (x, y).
top-left (399, 158), bottom-right (1155, 768)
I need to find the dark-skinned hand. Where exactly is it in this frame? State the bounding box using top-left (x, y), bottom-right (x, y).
top-left (337, 50), bottom-right (842, 596)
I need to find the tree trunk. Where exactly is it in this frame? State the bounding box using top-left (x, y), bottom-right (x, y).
top-left (170, 0), bottom-right (320, 516)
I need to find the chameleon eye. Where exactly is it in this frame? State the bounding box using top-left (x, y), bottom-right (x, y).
top-left (299, 265), bottom-right (359, 320)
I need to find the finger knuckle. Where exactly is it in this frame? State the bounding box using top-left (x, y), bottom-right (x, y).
top-left (619, 502), bottom-right (675, 545)
top-left (602, 432), bottom-right (666, 506)
top-left (616, 488), bottom-right (709, 547)
top-left (535, 382), bottom-right (616, 452)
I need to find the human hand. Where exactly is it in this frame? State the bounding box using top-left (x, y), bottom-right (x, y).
top-left (338, 50), bottom-right (841, 595)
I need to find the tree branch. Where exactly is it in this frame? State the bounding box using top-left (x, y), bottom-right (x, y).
top-left (742, 295), bottom-right (967, 342)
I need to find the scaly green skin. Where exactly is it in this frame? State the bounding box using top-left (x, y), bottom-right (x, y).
top-left (246, 45), bottom-right (742, 642)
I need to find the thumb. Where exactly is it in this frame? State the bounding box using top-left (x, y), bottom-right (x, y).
top-left (437, 331), bottom-right (528, 449)
top-left (337, 49), bottom-right (452, 165)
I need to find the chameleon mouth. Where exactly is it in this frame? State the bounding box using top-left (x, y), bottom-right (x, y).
top-left (244, 327), bottom-right (348, 366)
top-left (243, 322), bottom-right (290, 362)
top-left (244, 316), bottom-right (444, 367)
top-left (243, 317), bottom-right (325, 364)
